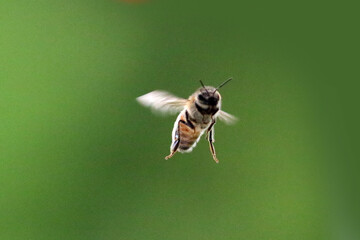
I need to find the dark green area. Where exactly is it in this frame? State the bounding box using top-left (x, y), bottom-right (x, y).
top-left (1, 0), bottom-right (358, 239)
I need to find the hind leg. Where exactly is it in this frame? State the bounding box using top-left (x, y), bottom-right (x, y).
top-left (165, 122), bottom-right (180, 160)
top-left (165, 139), bottom-right (180, 160)
top-left (207, 120), bottom-right (219, 163)
top-left (208, 128), bottom-right (219, 163)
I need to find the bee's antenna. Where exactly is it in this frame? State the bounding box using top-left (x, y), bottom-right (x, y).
top-left (214, 77), bottom-right (233, 93)
top-left (199, 80), bottom-right (210, 95)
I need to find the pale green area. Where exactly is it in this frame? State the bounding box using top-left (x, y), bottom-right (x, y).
top-left (0, 1), bottom-right (358, 240)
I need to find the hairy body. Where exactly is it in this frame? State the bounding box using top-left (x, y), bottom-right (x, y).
top-left (137, 79), bottom-right (236, 163)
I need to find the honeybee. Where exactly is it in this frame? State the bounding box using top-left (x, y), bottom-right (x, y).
top-left (137, 78), bottom-right (236, 163)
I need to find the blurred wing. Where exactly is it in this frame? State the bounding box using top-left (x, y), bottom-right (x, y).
top-left (217, 110), bottom-right (237, 124)
top-left (136, 90), bottom-right (187, 115)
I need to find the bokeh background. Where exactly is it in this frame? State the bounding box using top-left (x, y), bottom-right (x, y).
top-left (1, 0), bottom-right (359, 239)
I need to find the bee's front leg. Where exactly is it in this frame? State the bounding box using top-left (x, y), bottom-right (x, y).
top-left (207, 120), bottom-right (219, 163)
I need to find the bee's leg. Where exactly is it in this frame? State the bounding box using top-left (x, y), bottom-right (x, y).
top-left (207, 120), bottom-right (219, 163)
top-left (165, 112), bottom-right (195, 160)
top-left (165, 123), bottom-right (180, 160)
top-left (165, 139), bottom-right (179, 160)
top-left (208, 129), bottom-right (219, 163)
top-left (206, 120), bottom-right (216, 139)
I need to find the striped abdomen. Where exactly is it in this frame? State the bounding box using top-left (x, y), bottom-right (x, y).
top-left (175, 111), bottom-right (204, 152)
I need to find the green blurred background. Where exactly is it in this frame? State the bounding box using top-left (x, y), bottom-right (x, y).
top-left (1, 0), bottom-right (359, 239)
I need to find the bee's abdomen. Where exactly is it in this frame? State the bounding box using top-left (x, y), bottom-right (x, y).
top-left (179, 130), bottom-right (200, 150)
top-left (177, 113), bottom-right (201, 151)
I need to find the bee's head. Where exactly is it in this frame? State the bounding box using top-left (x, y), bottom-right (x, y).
top-left (197, 87), bottom-right (220, 106)
top-left (195, 78), bottom-right (232, 113)
top-left (196, 78), bottom-right (232, 106)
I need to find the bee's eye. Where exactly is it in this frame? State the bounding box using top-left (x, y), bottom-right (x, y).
top-left (198, 94), bottom-right (205, 101)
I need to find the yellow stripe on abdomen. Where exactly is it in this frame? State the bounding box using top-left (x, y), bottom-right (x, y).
top-left (178, 127), bottom-right (201, 151)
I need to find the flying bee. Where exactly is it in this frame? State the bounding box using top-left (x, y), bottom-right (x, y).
top-left (136, 78), bottom-right (237, 163)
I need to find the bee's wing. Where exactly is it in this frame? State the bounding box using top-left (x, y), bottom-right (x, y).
top-left (136, 90), bottom-right (187, 115)
top-left (216, 110), bottom-right (237, 124)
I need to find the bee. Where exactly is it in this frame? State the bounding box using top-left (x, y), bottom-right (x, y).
top-left (136, 78), bottom-right (236, 163)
